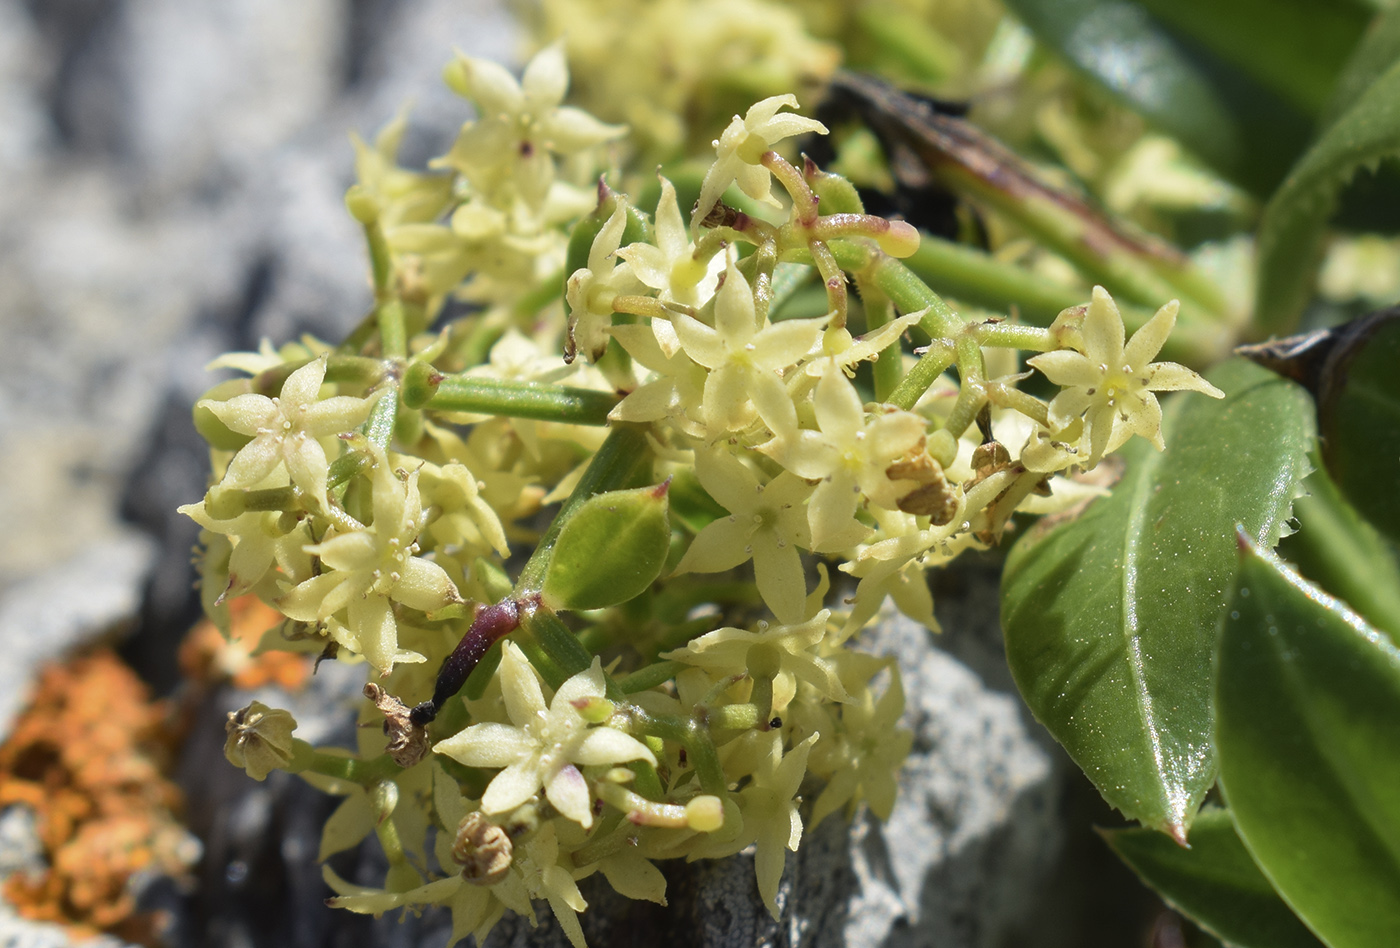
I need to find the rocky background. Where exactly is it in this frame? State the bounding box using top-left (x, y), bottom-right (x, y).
top-left (0, 1), bottom-right (1165, 945)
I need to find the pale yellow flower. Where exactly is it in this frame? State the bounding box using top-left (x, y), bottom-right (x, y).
top-left (276, 450), bottom-right (461, 675)
top-left (672, 447), bottom-right (813, 625)
top-left (1027, 287), bottom-right (1223, 464)
top-left (661, 609), bottom-right (848, 711)
top-left (692, 94), bottom-right (827, 235)
top-left (670, 260), bottom-right (824, 435)
top-left (433, 646), bottom-right (656, 828)
top-left (199, 354), bottom-right (379, 511)
top-left (758, 367), bottom-right (927, 551)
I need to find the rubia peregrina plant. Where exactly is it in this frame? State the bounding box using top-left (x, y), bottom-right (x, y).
top-left (183, 42), bottom-right (1219, 947)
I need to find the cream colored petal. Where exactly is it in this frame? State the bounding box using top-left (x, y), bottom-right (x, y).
top-left (749, 367), bottom-right (798, 436)
top-left (754, 112), bottom-right (828, 146)
top-left (1123, 299), bottom-right (1178, 369)
top-left (279, 356), bottom-right (329, 407)
top-left (1148, 362), bottom-right (1224, 396)
top-left (807, 473), bottom-right (860, 552)
top-left (553, 656), bottom-right (606, 707)
top-left (674, 516), bottom-right (753, 575)
top-left (752, 533), bottom-right (807, 625)
top-left (458, 55), bottom-right (524, 117)
top-left (751, 318), bottom-right (824, 369)
top-left (434, 722), bottom-right (536, 768)
top-left (203, 393), bottom-right (279, 436)
top-left (610, 378), bottom-right (677, 423)
top-left (544, 762), bottom-right (593, 827)
top-left (598, 852), bottom-right (668, 904)
top-left (481, 760), bottom-right (544, 815)
top-left (713, 262), bottom-right (756, 345)
top-left (349, 594), bottom-right (398, 674)
top-left (521, 41), bottom-right (567, 108)
top-left (500, 642), bottom-right (547, 727)
top-left (285, 430), bottom-right (330, 498)
top-left (276, 571), bottom-right (350, 622)
top-left (703, 364), bottom-right (755, 433)
top-left (1046, 387), bottom-right (1095, 430)
top-left (301, 393), bottom-right (379, 437)
top-left (545, 106), bottom-right (626, 153)
top-left (671, 312), bottom-right (726, 368)
top-left (1027, 350), bottom-right (1101, 388)
top-left (307, 531), bottom-right (377, 573)
top-left (573, 727), bottom-right (657, 767)
top-left (814, 370), bottom-right (863, 443)
top-left (1082, 286), bottom-right (1125, 365)
top-left (221, 436), bottom-right (282, 490)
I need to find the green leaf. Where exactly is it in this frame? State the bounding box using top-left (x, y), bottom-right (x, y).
top-left (1102, 807), bottom-right (1325, 948)
top-left (541, 482), bottom-right (671, 612)
top-left (1255, 60), bottom-right (1400, 334)
top-left (1323, 3), bottom-right (1400, 126)
top-left (1315, 310), bottom-right (1400, 546)
top-left (1001, 360), bottom-right (1313, 838)
top-left (1001, 0), bottom-right (1313, 195)
top-left (1278, 460), bottom-right (1400, 644)
top-left (1131, 0), bottom-right (1369, 118)
top-left (1217, 539), bottom-right (1400, 948)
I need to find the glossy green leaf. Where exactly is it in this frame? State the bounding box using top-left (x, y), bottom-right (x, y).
top-left (1315, 310), bottom-right (1400, 545)
top-left (1255, 59), bottom-right (1400, 334)
top-left (1002, 0), bottom-right (1313, 195)
top-left (542, 482), bottom-right (671, 612)
top-left (1278, 460), bottom-right (1400, 644)
top-left (1103, 807), bottom-right (1324, 948)
top-left (1217, 540), bottom-right (1400, 948)
top-left (1002, 360), bottom-right (1313, 838)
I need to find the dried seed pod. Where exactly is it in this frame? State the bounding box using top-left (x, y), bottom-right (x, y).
top-left (453, 812), bottom-right (513, 886)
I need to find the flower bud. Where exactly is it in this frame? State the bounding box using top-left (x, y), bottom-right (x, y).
top-left (685, 795), bottom-right (725, 833)
top-left (224, 701), bottom-right (297, 780)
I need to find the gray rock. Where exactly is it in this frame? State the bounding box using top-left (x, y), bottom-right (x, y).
top-left (0, 531), bottom-right (155, 737)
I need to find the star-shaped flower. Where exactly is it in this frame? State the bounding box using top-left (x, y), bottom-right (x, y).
top-left (691, 730), bottom-right (816, 919)
top-left (670, 260), bottom-right (825, 436)
top-left (661, 609), bottom-right (848, 711)
top-left (616, 176), bottom-right (723, 308)
top-left (672, 448), bottom-right (814, 625)
top-left (1027, 287), bottom-right (1223, 464)
top-left (692, 94), bottom-right (827, 237)
top-left (275, 450), bottom-right (461, 675)
top-left (758, 367), bottom-right (928, 551)
top-left (807, 667), bottom-right (913, 827)
top-left (433, 646), bottom-right (656, 828)
top-left (440, 42), bottom-right (625, 207)
top-left (198, 354), bottom-right (380, 511)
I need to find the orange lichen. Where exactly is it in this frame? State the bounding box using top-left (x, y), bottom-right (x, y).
top-left (178, 594), bottom-right (310, 691)
top-left (0, 649), bottom-right (194, 944)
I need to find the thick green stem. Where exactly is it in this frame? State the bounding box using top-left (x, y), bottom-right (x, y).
top-left (618, 660), bottom-right (686, 693)
top-left (418, 376), bottom-right (619, 425)
top-left (377, 299), bottom-right (408, 360)
top-left (888, 341), bottom-right (954, 411)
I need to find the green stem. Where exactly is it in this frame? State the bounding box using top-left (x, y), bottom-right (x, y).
top-left (888, 341), bottom-right (954, 411)
top-left (514, 601), bottom-right (596, 690)
top-left (860, 280), bottom-right (904, 401)
top-left (377, 299), bottom-right (408, 360)
top-left (618, 660), bottom-right (686, 693)
top-left (419, 376), bottom-right (619, 425)
top-left (293, 744), bottom-right (401, 787)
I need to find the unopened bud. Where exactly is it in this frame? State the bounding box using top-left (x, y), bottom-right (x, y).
top-left (685, 795), bottom-right (725, 832)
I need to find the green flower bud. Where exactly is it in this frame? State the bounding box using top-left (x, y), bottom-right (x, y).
top-left (224, 701), bottom-right (297, 780)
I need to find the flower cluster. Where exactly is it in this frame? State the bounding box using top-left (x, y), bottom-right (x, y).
top-left (183, 40), bottom-right (1221, 948)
